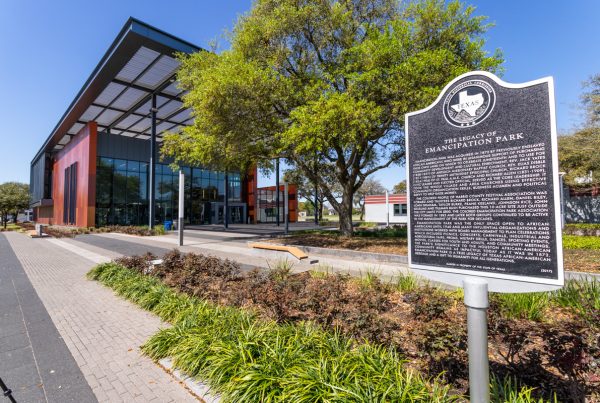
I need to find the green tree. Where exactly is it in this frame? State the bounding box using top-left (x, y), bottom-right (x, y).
top-left (162, 0), bottom-right (502, 235)
top-left (558, 128), bottom-right (600, 187)
top-left (283, 167), bottom-right (342, 221)
top-left (393, 180), bottom-right (407, 194)
top-left (0, 182), bottom-right (29, 228)
top-left (582, 73), bottom-right (600, 127)
top-left (354, 178), bottom-right (387, 221)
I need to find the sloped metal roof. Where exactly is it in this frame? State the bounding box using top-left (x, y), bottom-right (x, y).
top-left (32, 17), bottom-right (202, 162)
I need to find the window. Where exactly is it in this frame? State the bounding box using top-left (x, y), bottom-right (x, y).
top-left (95, 156), bottom-right (243, 226)
top-left (63, 162), bottom-right (77, 224)
top-left (393, 203), bottom-right (407, 216)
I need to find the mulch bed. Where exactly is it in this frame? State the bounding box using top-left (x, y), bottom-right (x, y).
top-left (116, 250), bottom-right (600, 401)
top-left (271, 233), bottom-right (408, 255)
top-left (564, 249), bottom-right (600, 273)
top-left (274, 233), bottom-right (600, 274)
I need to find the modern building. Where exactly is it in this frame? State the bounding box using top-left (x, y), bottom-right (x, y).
top-left (364, 194), bottom-right (408, 225)
top-left (30, 18), bottom-right (296, 227)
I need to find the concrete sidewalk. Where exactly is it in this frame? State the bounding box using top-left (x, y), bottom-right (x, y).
top-left (70, 231), bottom-right (410, 280)
top-left (3, 232), bottom-right (198, 403)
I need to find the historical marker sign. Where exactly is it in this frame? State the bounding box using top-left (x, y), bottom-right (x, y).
top-left (406, 71), bottom-right (563, 291)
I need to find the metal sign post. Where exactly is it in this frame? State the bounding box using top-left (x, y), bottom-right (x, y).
top-left (405, 71), bottom-right (564, 402)
top-left (178, 170), bottom-right (184, 246)
top-left (463, 277), bottom-right (490, 403)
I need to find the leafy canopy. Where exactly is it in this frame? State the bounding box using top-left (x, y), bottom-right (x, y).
top-left (0, 182), bottom-right (29, 226)
top-left (162, 0), bottom-right (502, 234)
top-left (393, 180), bottom-right (407, 194)
top-left (558, 128), bottom-right (600, 187)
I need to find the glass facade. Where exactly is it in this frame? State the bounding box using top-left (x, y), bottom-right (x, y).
top-left (95, 156), bottom-right (243, 226)
top-left (256, 188), bottom-right (284, 223)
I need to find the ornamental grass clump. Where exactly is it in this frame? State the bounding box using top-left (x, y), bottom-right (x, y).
top-left (492, 292), bottom-right (550, 322)
top-left (91, 262), bottom-right (457, 402)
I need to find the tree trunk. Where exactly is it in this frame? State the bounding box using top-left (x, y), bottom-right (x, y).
top-left (13, 210), bottom-right (18, 224)
top-left (338, 191), bottom-right (354, 236)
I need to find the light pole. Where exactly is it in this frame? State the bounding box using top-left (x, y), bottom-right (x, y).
top-left (178, 170), bottom-right (184, 246)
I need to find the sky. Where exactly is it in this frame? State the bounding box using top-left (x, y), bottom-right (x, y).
top-left (1, 0), bottom-right (599, 190)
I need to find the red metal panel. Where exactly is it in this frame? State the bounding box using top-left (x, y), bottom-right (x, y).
top-left (244, 166), bottom-right (258, 223)
top-left (365, 194), bottom-right (407, 204)
top-left (51, 122), bottom-right (98, 227)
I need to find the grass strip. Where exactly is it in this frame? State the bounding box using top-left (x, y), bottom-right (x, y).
top-left (88, 262), bottom-right (557, 402)
top-left (563, 235), bottom-right (600, 250)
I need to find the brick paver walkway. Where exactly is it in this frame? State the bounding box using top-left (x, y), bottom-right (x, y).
top-left (4, 232), bottom-right (198, 403)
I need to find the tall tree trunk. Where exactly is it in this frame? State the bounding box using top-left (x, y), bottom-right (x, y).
top-left (338, 191), bottom-right (354, 236)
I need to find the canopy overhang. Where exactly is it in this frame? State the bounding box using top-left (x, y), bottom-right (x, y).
top-left (31, 17), bottom-right (202, 163)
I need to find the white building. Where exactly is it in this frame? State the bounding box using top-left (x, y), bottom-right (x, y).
top-left (364, 194), bottom-right (408, 225)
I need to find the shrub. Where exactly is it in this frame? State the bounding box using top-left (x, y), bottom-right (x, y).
top-left (415, 319), bottom-right (467, 381)
top-left (354, 225), bottom-right (407, 238)
top-left (114, 252), bottom-right (157, 274)
top-left (405, 287), bottom-right (451, 321)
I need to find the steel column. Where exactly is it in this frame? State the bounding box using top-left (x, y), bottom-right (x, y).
top-left (148, 94), bottom-right (157, 229)
top-left (224, 172), bottom-right (229, 229)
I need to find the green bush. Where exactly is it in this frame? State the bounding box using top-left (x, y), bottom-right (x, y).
top-left (562, 235), bottom-right (600, 249)
top-left (354, 225), bottom-right (407, 238)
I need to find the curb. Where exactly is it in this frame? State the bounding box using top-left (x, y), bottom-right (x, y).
top-left (257, 241), bottom-right (600, 281)
top-left (258, 241), bottom-right (408, 264)
top-left (565, 270), bottom-right (600, 281)
top-left (159, 358), bottom-right (221, 403)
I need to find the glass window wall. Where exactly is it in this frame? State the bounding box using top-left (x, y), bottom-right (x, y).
top-left (95, 156), bottom-right (243, 226)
